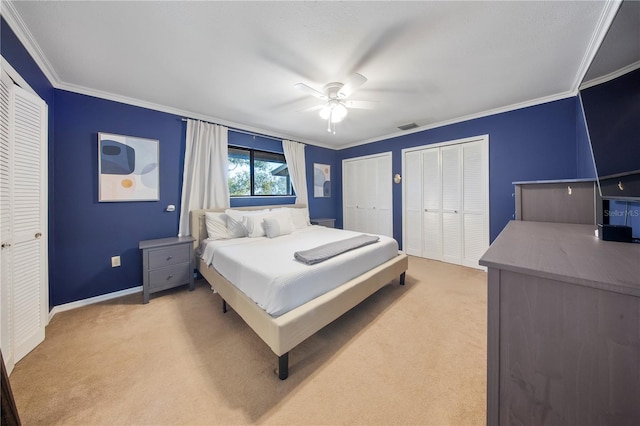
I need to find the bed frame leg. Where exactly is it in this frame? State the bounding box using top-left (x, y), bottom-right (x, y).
top-left (222, 299), bottom-right (227, 313)
top-left (400, 272), bottom-right (406, 285)
top-left (277, 353), bottom-right (289, 380)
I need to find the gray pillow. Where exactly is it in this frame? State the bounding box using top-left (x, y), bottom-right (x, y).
top-left (221, 214), bottom-right (247, 238)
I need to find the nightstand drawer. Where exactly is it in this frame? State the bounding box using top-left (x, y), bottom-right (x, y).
top-left (148, 244), bottom-right (190, 269)
top-left (310, 218), bottom-right (336, 228)
top-left (148, 264), bottom-right (190, 292)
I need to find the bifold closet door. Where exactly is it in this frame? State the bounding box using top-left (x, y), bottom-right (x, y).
top-left (342, 152), bottom-right (392, 237)
top-left (422, 148), bottom-right (442, 261)
top-left (403, 150), bottom-right (422, 256)
top-left (440, 145), bottom-right (462, 264)
top-left (461, 141), bottom-right (488, 268)
top-left (0, 70), bottom-right (48, 374)
top-left (402, 137), bottom-right (488, 269)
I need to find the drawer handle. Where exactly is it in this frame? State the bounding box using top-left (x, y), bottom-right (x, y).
top-left (166, 256), bottom-right (173, 261)
top-left (167, 274), bottom-right (173, 280)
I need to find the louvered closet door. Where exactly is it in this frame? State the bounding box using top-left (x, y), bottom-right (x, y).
top-left (441, 145), bottom-right (462, 265)
top-left (373, 154), bottom-right (392, 237)
top-left (1, 72), bottom-right (14, 368)
top-left (343, 160), bottom-right (358, 231)
top-left (462, 141), bottom-right (488, 268)
top-left (342, 153), bottom-right (392, 236)
top-left (422, 148), bottom-right (442, 261)
top-left (0, 71), bottom-right (48, 372)
top-left (403, 150), bottom-right (422, 256)
top-left (403, 136), bottom-right (488, 270)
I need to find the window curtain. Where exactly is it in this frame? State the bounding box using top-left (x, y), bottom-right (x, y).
top-left (282, 140), bottom-right (308, 206)
top-left (178, 119), bottom-right (230, 236)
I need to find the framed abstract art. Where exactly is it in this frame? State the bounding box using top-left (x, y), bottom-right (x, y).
top-left (98, 132), bottom-right (159, 202)
top-left (313, 163), bottom-right (331, 198)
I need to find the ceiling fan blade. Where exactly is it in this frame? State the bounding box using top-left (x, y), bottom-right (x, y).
top-left (302, 104), bottom-right (325, 112)
top-left (345, 100), bottom-right (377, 109)
top-left (294, 83), bottom-right (327, 99)
top-left (338, 73), bottom-right (367, 98)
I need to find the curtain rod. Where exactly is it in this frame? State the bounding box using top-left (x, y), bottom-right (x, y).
top-left (180, 118), bottom-right (284, 142)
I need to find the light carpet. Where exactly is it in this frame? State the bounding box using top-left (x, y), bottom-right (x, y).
top-left (9, 256), bottom-right (487, 425)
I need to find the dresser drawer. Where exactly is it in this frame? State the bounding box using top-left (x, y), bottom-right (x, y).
top-left (148, 244), bottom-right (190, 269)
top-left (148, 264), bottom-right (190, 292)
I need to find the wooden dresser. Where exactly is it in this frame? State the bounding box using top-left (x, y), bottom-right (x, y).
top-left (513, 179), bottom-right (598, 224)
top-left (480, 221), bottom-right (640, 425)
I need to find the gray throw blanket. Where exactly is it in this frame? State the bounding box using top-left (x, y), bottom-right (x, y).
top-left (294, 234), bottom-right (380, 265)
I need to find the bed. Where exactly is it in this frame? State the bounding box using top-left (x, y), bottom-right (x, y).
top-left (190, 204), bottom-right (408, 380)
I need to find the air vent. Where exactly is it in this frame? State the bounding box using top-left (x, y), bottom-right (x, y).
top-left (398, 122), bottom-right (418, 131)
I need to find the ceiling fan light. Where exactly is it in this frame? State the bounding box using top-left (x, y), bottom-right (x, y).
top-left (331, 103), bottom-right (348, 123)
top-left (319, 105), bottom-right (331, 120)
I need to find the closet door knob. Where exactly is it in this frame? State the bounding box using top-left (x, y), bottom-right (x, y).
top-left (35, 232), bottom-right (42, 239)
top-left (1, 242), bottom-right (11, 249)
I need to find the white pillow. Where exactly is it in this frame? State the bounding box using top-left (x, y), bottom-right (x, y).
top-left (262, 210), bottom-right (294, 238)
top-left (289, 208), bottom-right (311, 230)
top-left (224, 208), bottom-right (268, 222)
top-left (205, 212), bottom-right (230, 240)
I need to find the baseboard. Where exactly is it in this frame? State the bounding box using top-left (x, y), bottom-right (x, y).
top-left (48, 286), bottom-right (143, 323)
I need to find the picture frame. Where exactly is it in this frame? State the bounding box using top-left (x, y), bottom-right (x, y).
top-left (98, 132), bottom-right (159, 202)
top-left (313, 163), bottom-right (331, 198)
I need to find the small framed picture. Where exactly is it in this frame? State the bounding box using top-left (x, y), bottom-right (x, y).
top-left (98, 132), bottom-right (159, 202)
top-left (313, 163), bottom-right (331, 198)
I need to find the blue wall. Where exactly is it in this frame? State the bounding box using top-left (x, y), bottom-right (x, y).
top-left (338, 98), bottom-right (580, 246)
top-left (53, 90), bottom-right (186, 306)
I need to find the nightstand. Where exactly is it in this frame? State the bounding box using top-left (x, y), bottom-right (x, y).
top-left (139, 236), bottom-right (195, 304)
top-left (310, 218), bottom-right (336, 228)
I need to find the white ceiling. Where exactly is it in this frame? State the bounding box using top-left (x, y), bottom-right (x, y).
top-left (3, 1), bottom-right (621, 149)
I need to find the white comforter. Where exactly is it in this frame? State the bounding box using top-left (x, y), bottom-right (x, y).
top-left (200, 226), bottom-right (399, 316)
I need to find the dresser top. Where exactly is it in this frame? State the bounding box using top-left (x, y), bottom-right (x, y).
top-left (480, 221), bottom-right (640, 297)
top-left (512, 178), bottom-right (596, 185)
top-left (139, 236), bottom-right (195, 250)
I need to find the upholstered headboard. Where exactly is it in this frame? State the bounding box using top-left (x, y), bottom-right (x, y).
top-left (189, 204), bottom-right (308, 249)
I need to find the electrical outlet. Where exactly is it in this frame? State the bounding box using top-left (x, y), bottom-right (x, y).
top-left (111, 256), bottom-right (121, 267)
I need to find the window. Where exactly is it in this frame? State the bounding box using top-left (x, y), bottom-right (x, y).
top-left (228, 147), bottom-right (292, 196)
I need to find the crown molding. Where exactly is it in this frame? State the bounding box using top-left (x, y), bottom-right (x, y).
top-left (570, 0), bottom-right (622, 93)
top-left (1, 1), bottom-right (60, 86)
top-left (580, 60), bottom-right (640, 90)
top-left (338, 90), bottom-right (576, 150)
top-left (56, 80), bottom-right (327, 148)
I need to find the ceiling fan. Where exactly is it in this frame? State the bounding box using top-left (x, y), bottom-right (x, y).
top-left (294, 73), bottom-right (376, 134)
